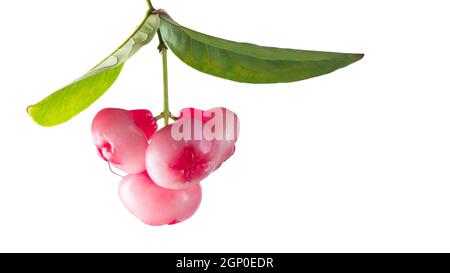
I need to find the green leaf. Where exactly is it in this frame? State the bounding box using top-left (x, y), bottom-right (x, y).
top-left (159, 13), bottom-right (363, 84)
top-left (28, 13), bottom-right (160, 127)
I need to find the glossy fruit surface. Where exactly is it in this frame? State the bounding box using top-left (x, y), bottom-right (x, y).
top-left (92, 108), bottom-right (156, 174)
top-left (146, 107), bottom-right (239, 189)
top-left (146, 124), bottom-right (221, 189)
top-left (119, 172), bottom-right (202, 226)
top-left (128, 109), bottom-right (158, 139)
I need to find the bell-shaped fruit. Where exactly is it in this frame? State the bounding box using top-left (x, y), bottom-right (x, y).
top-left (145, 124), bottom-right (221, 190)
top-left (92, 108), bottom-right (157, 174)
top-left (119, 172), bottom-right (202, 226)
top-left (146, 107), bottom-right (239, 190)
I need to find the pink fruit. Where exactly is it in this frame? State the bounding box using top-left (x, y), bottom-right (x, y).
top-left (92, 108), bottom-right (157, 174)
top-left (129, 109), bottom-right (158, 139)
top-left (179, 107), bottom-right (239, 168)
top-left (146, 107), bottom-right (239, 190)
top-left (145, 124), bottom-right (221, 190)
top-left (119, 173), bottom-right (202, 226)
top-left (205, 107), bottom-right (239, 165)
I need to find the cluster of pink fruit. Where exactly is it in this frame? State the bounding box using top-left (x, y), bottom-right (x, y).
top-left (91, 107), bottom-right (240, 226)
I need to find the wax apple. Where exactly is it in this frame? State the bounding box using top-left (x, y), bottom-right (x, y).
top-left (204, 107), bottom-right (239, 165)
top-left (119, 173), bottom-right (202, 226)
top-left (92, 108), bottom-right (157, 174)
top-left (128, 109), bottom-right (158, 139)
top-left (145, 124), bottom-right (221, 190)
top-left (146, 107), bottom-right (239, 190)
top-left (179, 107), bottom-right (239, 168)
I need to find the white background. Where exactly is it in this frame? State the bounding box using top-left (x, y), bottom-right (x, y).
top-left (0, 0), bottom-right (449, 252)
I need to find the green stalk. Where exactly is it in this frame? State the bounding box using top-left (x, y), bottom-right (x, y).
top-left (146, 0), bottom-right (153, 11)
top-left (162, 47), bottom-right (170, 126)
top-left (157, 27), bottom-right (171, 125)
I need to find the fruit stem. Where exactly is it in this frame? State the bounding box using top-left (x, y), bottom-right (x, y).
top-left (157, 28), bottom-right (171, 126)
top-left (161, 44), bottom-right (170, 126)
top-left (146, 0), bottom-right (154, 11)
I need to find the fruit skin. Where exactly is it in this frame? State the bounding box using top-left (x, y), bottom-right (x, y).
top-left (92, 108), bottom-right (156, 174)
top-left (118, 172), bottom-right (202, 226)
top-left (179, 107), bottom-right (240, 168)
top-left (146, 124), bottom-right (221, 190)
top-left (146, 107), bottom-right (239, 190)
top-left (128, 109), bottom-right (158, 139)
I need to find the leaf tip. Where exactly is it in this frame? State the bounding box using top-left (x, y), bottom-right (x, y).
top-left (26, 104), bottom-right (52, 127)
top-left (26, 104), bottom-right (39, 120)
top-left (26, 104), bottom-right (43, 126)
top-left (353, 53), bottom-right (365, 61)
top-left (26, 105), bottom-right (32, 115)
